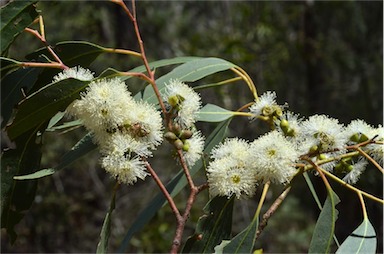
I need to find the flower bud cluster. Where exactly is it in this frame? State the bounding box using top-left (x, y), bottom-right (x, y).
top-left (62, 68), bottom-right (163, 185)
top-left (163, 79), bottom-right (205, 167)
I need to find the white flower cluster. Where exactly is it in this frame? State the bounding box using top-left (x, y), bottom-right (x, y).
top-left (162, 79), bottom-right (205, 167)
top-left (207, 133), bottom-right (299, 199)
top-left (206, 91), bottom-right (383, 199)
top-left (61, 67), bottom-right (163, 185)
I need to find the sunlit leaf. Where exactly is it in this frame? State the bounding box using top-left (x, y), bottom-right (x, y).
top-left (143, 57), bottom-right (236, 104)
top-left (336, 218), bottom-right (376, 254)
top-left (183, 196), bottom-right (235, 253)
top-left (0, 0), bottom-right (38, 55)
top-left (196, 104), bottom-right (234, 122)
top-left (309, 190), bottom-right (340, 253)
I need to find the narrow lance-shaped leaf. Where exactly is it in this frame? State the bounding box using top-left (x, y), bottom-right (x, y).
top-left (143, 57), bottom-right (236, 104)
top-left (14, 133), bottom-right (97, 180)
top-left (1, 67), bottom-right (41, 128)
top-left (6, 78), bottom-right (92, 140)
top-left (117, 118), bottom-right (232, 253)
top-left (308, 190), bottom-right (340, 253)
top-left (196, 104), bottom-right (235, 123)
top-left (1, 123), bottom-right (45, 243)
top-left (0, 0), bottom-right (38, 55)
top-left (222, 211), bottom-right (259, 253)
top-left (182, 196), bottom-right (235, 253)
top-left (336, 218), bottom-right (376, 254)
top-left (96, 185), bottom-right (118, 254)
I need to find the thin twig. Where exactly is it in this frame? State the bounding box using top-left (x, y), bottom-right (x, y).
top-left (255, 186), bottom-right (291, 240)
top-left (144, 160), bottom-right (181, 220)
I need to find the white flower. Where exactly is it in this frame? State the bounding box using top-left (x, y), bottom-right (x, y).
top-left (207, 157), bottom-right (257, 199)
top-left (163, 79), bottom-right (202, 128)
top-left (250, 130), bottom-right (300, 183)
top-left (211, 138), bottom-right (250, 161)
top-left (342, 159), bottom-right (368, 185)
top-left (124, 100), bottom-right (164, 150)
top-left (99, 132), bottom-right (152, 158)
top-left (249, 91), bottom-right (282, 120)
top-left (300, 114), bottom-right (347, 153)
top-left (183, 131), bottom-right (205, 167)
top-left (53, 66), bottom-right (94, 82)
top-left (67, 78), bottom-right (135, 134)
top-left (207, 138), bottom-right (256, 199)
top-left (343, 119), bottom-right (375, 144)
top-left (364, 125), bottom-right (384, 165)
top-left (101, 155), bottom-right (148, 185)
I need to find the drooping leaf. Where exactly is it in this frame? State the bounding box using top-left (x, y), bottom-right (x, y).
top-left (26, 41), bottom-right (106, 67)
top-left (336, 218), bottom-right (376, 254)
top-left (0, 57), bottom-right (21, 77)
top-left (1, 66), bottom-right (41, 128)
top-left (143, 57), bottom-right (236, 104)
top-left (96, 185), bottom-right (118, 254)
top-left (117, 118), bottom-right (232, 253)
top-left (98, 56), bottom-right (201, 95)
top-left (309, 190), bottom-right (340, 253)
top-left (182, 196), bottom-right (235, 253)
top-left (25, 41), bottom-right (107, 93)
top-left (6, 78), bottom-right (92, 140)
top-left (0, 0), bottom-right (38, 55)
top-left (14, 133), bottom-right (97, 180)
top-left (222, 213), bottom-right (259, 253)
top-left (196, 104), bottom-right (234, 122)
top-left (1, 124), bottom-right (45, 243)
top-left (304, 172), bottom-right (340, 247)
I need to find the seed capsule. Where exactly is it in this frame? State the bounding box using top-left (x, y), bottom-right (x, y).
top-left (179, 130), bottom-right (193, 139)
top-left (164, 132), bottom-right (178, 142)
top-left (174, 139), bottom-right (184, 150)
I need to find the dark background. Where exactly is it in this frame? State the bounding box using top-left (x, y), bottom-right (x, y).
top-left (2, 1), bottom-right (383, 253)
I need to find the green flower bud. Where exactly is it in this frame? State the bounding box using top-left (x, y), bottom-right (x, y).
top-left (168, 95), bottom-right (180, 107)
top-left (262, 106), bottom-right (273, 116)
top-left (309, 145), bottom-right (318, 154)
top-left (182, 141), bottom-right (190, 152)
top-left (350, 133), bottom-right (360, 143)
top-left (318, 153), bottom-right (326, 160)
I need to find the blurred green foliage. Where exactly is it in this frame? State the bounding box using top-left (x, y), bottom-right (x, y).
top-left (2, 1), bottom-right (382, 253)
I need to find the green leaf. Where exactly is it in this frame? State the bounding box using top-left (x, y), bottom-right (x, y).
top-left (143, 57), bottom-right (236, 104)
top-left (1, 124), bottom-right (44, 243)
top-left (0, 1), bottom-right (38, 55)
top-left (222, 213), bottom-right (259, 253)
top-left (26, 41), bottom-right (106, 67)
top-left (25, 41), bottom-right (107, 93)
top-left (196, 104), bottom-right (234, 122)
top-left (14, 133), bottom-right (97, 180)
top-left (0, 57), bottom-right (21, 77)
top-left (1, 66), bottom-right (41, 128)
top-left (6, 78), bottom-right (92, 140)
top-left (309, 190), bottom-right (340, 253)
top-left (117, 118), bottom-right (232, 253)
top-left (183, 196), bottom-right (235, 253)
top-left (336, 218), bottom-right (376, 254)
top-left (98, 57), bottom-right (201, 95)
top-left (96, 185), bottom-right (117, 254)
